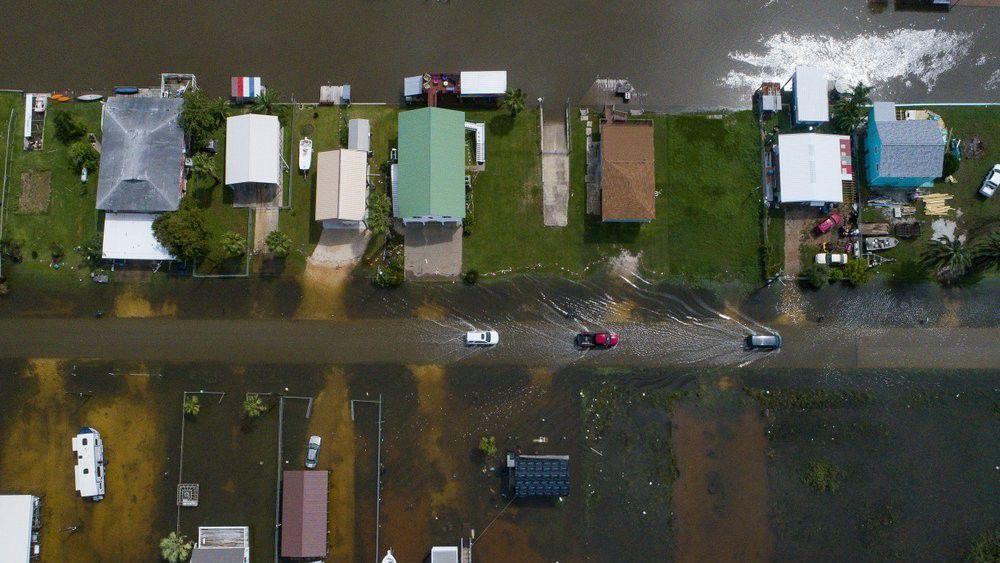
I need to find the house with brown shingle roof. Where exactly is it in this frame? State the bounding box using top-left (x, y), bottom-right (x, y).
top-left (281, 470), bottom-right (328, 559)
top-left (600, 121), bottom-right (655, 222)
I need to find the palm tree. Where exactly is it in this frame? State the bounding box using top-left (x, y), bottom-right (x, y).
top-left (159, 532), bottom-right (192, 563)
top-left (189, 153), bottom-right (219, 185)
top-left (831, 81), bottom-right (872, 134)
top-left (210, 97), bottom-right (230, 129)
top-left (502, 87), bottom-right (526, 118)
top-left (183, 395), bottom-right (200, 416)
top-left (922, 237), bottom-right (972, 284)
top-left (973, 231), bottom-right (1000, 272)
top-left (243, 394), bottom-right (267, 418)
top-left (251, 89), bottom-right (279, 116)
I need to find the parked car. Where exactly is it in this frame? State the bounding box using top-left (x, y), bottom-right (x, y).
top-left (746, 333), bottom-right (782, 350)
top-left (575, 331), bottom-right (620, 349)
top-left (815, 252), bottom-right (849, 266)
top-left (814, 212), bottom-right (843, 235)
top-left (305, 435), bottom-right (322, 469)
top-left (465, 330), bottom-right (499, 346)
top-left (979, 164), bottom-right (1000, 198)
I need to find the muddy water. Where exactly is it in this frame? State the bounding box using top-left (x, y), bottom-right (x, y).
top-left (1, 2), bottom-right (997, 108)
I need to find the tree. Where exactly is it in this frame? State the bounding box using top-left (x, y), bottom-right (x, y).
top-left (183, 395), bottom-right (200, 416)
top-left (973, 231), bottom-right (1000, 272)
top-left (251, 89), bottom-right (280, 116)
top-left (842, 259), bottom-right (872, 286)
top-left (68, 141), bottom-right (100, 173)
top-left (922, 237), bottom-right (972, 285)
top-left (802, 263), bottom-right (831, 289)
top-left (831, 82), bottom-right (872, 134)
top-left (152, 205), bottom-right (210, 262)
top-left (803, 460), bottom-right (845, 493)
top-left (220, 231), bottom-right (247, 259)
top-left (180, 89), bottom-right (226, 151)
top-left (77, 233), bottom-right (104, 268)
top-left (189, 153), bottom-right (219, 185)
top-left (243, 394), bottom-right (266, 418)
top-left (159, 532), bottom-right (192, 563)
top-left (53, 111), bottom-right (87, 145)
top-left (478, 436), bottom-right (497, 457)
top-left (502, 87), bottom-right (526, 118)
top-left (265, 230), bottom-right (292, 258)
top-left (366, 190), bottom-right (391, 236)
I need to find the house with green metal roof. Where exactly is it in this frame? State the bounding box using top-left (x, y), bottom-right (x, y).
top-left (393, 107), bottom-right (466, 224)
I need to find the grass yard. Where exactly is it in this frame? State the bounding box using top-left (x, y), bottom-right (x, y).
top-left (463, 109), bottom-right (771, 286)
top-left (871, 106), bottom-right (1000, 279)
top-left (0, 93), bottom-right (103, 283)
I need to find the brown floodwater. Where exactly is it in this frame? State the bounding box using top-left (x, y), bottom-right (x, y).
top-left (1, 1), bottom-right (997, 108)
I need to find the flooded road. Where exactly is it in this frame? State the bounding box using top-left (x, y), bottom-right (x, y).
top-left (1, 1), bottom-right (998, 108)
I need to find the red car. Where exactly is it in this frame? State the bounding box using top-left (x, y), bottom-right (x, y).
top-left (576, 331), bottom-right (620, 349)
top-left (814, 212), bottom-right (843, 235)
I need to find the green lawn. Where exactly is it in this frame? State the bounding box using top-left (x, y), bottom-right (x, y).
top-left (463, 110), bottom-right (771, 286)
top-left (874, 106), bottom-right (1000, 276)
top-left (0, 93), bottom-right (103, 282)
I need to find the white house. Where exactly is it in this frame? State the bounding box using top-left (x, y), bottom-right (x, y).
top-left (776, 133), bottom-right (852, 206)
top-left (0, 495), bottom-right (41, 563)
top-left (225, 114), bottom-right (281, 204)
top-left (315, 149), bottom-right (368, 229)
top-left (792, 66), bottom-right (829, 126)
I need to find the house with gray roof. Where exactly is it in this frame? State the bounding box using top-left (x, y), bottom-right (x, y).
top-left (96, 96), bottom-right (185, 212)
top-left (865, 101), bottom-right (946, 188)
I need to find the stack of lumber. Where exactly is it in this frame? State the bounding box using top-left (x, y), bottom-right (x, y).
top-left (922, 193), bottom-right (954, 216)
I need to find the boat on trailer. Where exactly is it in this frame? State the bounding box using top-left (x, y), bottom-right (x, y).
top-left (864, 236), bottom-right (899, 252)
top-left (299, 137), bottom-right (313, 173)
top-left (72, 427), bottom-right (106, 501)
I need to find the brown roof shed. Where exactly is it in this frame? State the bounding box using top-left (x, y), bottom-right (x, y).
top-left (281, 470), bottom-right (328, 558)
top-left (600, 121), bottom-right (656, 222)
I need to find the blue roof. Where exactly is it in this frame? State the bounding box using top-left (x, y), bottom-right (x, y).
top-left (873, 119), bottom-right (945, 179)
top-left (512, 455), bottom-right (569, 497)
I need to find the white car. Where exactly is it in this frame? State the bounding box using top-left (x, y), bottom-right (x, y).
top-left (814, 252), bottom-right (848, 266)
top-left (465, 330), bottom-right (499, 346)
top-left (979, 164), bottom-right (1000, 198)
top-left (305, 435), bottom-right (321, 469)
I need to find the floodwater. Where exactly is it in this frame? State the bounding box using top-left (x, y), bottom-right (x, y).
top-left (1, 1), bottom-right (998, 108)
top-left (1, 360), bottom-right (996, 562)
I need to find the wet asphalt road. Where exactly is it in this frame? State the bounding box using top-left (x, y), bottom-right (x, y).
top-left (2, 318), bottom-right (997, 369)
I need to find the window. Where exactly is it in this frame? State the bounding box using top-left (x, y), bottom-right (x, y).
top-left (82, 438), bottom-right (88, 445)
top-left (83, 468), bottom-right (89, 474)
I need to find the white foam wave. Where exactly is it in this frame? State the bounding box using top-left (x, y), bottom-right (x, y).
top-left (722, 29), bottom-right (973, 93)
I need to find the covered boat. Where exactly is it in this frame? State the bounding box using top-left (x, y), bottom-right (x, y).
top-left (381, 549), bottom-right (397, 563)
top-left (864, 236), bottom-right (899, 252)
top-left (72, 427), bottom-right (106, 501)
top-left (299, 137), bottom-right (313, 173)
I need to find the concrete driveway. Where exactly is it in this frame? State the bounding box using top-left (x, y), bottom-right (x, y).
top-left (404, 223), bottom-right (463, 279)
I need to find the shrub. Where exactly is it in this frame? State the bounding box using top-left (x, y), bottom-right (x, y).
top-left (152, 205), bottom-right (210, 261)
top-left (220, 231), bottom-right (247, 258)
top-left (68, 141), bottom-right (100, 173)
top-left (180, 89), bottom-right (227, 151)
top-left (478, 436), bottom-right (497, 457)
top-left (373, 242), bottom-right (404, 288)
top-left (966, 527), bottom-right (1000, 563)
top-left (842, 259), bottom-right (872, 286)
top-left (50, 242), bottom-right (65, 262)
top-left (802, 263), bottom-right (831, 290)
top-left (366, 190), bottom-right (391, 236)
top-left (942, 152), bottom-right (960, 178)
top-left (265, 230), bottom-right (292, 258)
top-left (77, 234), bottom-right (103, 268)
top-left (804, 460), bottom-right (845, 492)
top-left (463, 269), bottom-right (479, 285)
top-left (53, 111), bottom-right (87, 144)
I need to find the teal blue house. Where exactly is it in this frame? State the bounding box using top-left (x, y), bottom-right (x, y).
top-left (865, 102), bottom-right (945, 188)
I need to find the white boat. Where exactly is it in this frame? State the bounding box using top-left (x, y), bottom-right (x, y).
top-left (864, 236), bottom-right (899, 252)
top-left (76, 94), bottom-right (104, 102)
top-left (381, 549), bottom-right (397, 563)
top-left (72, 427), bottom-right (106, 501)
top-left (299, 137), bottom-right (313, 173)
